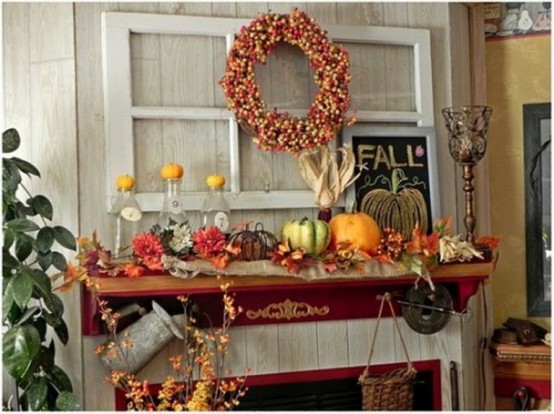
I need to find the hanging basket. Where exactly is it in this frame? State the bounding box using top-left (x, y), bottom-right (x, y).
top-left (359, 293), bottom-right (417, 411)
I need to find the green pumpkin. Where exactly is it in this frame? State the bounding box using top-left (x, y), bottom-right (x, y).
top-left (281, 218), bottom-right (331, 255)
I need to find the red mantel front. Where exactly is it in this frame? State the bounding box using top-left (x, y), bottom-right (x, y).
top-left (81, 260), bottom-right (495, 335)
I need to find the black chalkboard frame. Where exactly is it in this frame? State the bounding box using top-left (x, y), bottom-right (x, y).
top-left (341, 125), bottom-right (441, 235)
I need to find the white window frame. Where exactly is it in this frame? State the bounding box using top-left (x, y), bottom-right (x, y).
top-left (101, 12), bottom-right (434, 212)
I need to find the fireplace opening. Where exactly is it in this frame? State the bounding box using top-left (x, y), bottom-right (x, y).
top-left (114, 360), bottom-right (441, 410)
top-left (237, 370), bottom-right (435, 411)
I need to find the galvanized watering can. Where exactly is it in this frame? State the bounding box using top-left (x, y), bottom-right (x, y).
top-left (99, 301), bottom-right (186, 374)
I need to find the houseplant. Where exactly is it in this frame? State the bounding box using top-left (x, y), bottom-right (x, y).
top-left (2, 128), bottom-right (79, 410)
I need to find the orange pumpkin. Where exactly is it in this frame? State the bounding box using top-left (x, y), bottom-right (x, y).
top-left (161, 162), bottom-right (184, 180)
top-left (115, 174), bottom-right (135, 191)
top-left (206, 174), bottom-right (225, 188)
top-left (329, 212), bottom-right (381, 252)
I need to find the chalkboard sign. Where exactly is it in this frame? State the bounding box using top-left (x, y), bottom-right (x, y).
top-left (342, 126), bottom-right (440, 239)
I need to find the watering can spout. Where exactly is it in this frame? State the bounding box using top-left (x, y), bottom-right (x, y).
top-left (99, 300), bottom-right (187, 374)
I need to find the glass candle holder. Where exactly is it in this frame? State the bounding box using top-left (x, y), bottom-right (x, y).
top-left (442, 105), bottom-right (492, 244)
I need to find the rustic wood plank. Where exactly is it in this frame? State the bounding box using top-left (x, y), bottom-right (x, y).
top-left (278, 322), bottom-right (318, 371)
top-left (317, 320), bottom-right (349, 368)
top-left (245, 325), bottom-right (280, 374)
top-left (83, 337), bottom-right (115, 411)
top-left (29, 3), bottom-right (74, 62)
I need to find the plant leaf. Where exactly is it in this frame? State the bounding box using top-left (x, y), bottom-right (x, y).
top-left (15, 233), bottom-right (34, 262)
top-left (11, 157), bottom-right (40, 178)
top-left (37, 251), bottom-right (53, 271)
top-left (51, 251), bottom-right (67, 271)
top-left (6, 218), bottom-right (40, 233)
top-left (56, 391), bottom-right (80, 411)
top-left (2, 325), bottom-right (41, 380)
top-left (4, 228), bottom-right (14, 250)
top-left (29, 269), bottom-right (53, 301)
top-left (48, 365), bottom-right (73, 394)
top-left (3, 128), bottom-right (21, 153)
top-left (12, 271), bottom-right (33, 309)
top-left (53, 226), bottom-right (76, 250)
top-left (54, 319), bottom-right (69, 345)
top-left (24, 377), bottom-right (48, 411)
top-left (31, 195), bottom-right (53, 221)
top-left (43, 294), bottom-right (64, 322)
top-left (2, 279), bottom-right (15, 321)
top-left (15, 306), bottom-right (40, 326)
top-left (36, 227), bottom-right (55, 253)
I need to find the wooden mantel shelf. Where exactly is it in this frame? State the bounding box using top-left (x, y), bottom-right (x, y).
top-left (81, 260), bottom-right (495, 335)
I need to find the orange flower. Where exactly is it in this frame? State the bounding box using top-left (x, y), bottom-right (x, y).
top-left (405, 224), bottom-right (439, 257)
top-left (132, 232), bottom-right (164, 259)
top-left (124, 263), bottom-right (144, 278)
top-left (142, 256), bottom-right (164, 271)
top-left (59, 262), bottom-right (87, 292)
top-left (476, 235), bottom-right (501, 250)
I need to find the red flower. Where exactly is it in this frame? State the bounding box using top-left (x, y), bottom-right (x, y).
top-left (132, 232), bottom-right (164, 259)
top-left (193, 226), bottom-right (227, 258)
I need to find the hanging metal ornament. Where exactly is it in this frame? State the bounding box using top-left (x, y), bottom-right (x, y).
top-left (400, 284), bottom-right (454, 334)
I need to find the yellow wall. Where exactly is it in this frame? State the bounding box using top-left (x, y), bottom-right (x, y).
top-left (486, 35), bottom-right (551, 330)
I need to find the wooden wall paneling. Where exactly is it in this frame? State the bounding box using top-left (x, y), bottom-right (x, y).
top-left (382, 3), bottom-right (414, 112)
top-left (119, 2), bottom-right (159, 13)
top-left (278, 322), bottom-right (319, 372)
top-left (29, 3), bottom-right (74, 63)
top-left (227, 326), bottom-right (249, 377)
top-left (337, 3), bottom-right (387, 113)
top-left (2, 3), bottom-right (31, 406)
top-left (28, 2), bottom-right (82, 405)
top-left (467, 4), bottom-right (491, 237)
top-left (393, 317), bottom-right (422, 362)
top-left (406, 3), bottom-right (458, 230)
top-left (245, 325), bottom-right (280, 374)
top-left (3, 3), bottom-right (31, 142)
top-left (347, 318), bottom-right (398, 367)
top-left (306, 2), bottom-right (337, 24)
top-left (447, 4), bottom-right (473, 236)
top-left (83, 336), bottom-right (116, 411)
top-left (316, 320), bottom-right (349, 369)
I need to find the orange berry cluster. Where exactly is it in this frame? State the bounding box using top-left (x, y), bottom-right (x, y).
top-left (375, 227), bottom-right (405, 261)
top-left (219, 8), bottom-right (353, 155)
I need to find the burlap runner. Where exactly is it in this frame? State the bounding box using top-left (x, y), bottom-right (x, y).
top-left (162, 255), bottom-right (423, 282)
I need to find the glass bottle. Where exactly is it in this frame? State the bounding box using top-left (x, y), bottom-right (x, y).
top-left (112, 175), bottom-right (142, 258)
top-left (158, 178), bottom-right (188, 228)
top-left (201, 175), bottom-right (230, 232)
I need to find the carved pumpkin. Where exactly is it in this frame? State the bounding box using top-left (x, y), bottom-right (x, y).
top-left (329, 212), bottom-right (381, 252)
top-left (360, 168), bottom-right (428, 240)
top-left (280, 218), bottom-right (331, 255)
top-left (228, 223), bottom-right (278, 261)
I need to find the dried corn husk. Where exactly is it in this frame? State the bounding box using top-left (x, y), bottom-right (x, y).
top-left (439, 235), bottom-right (484, 263)
top-left (298, 144), bottom-right (362, 209)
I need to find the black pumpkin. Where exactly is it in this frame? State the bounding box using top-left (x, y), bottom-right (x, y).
top-left (228, 222), bottom-right (278, 261)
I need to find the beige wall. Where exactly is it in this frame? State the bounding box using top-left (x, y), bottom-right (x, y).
top-left (486, 35), bottom-right (551, 330)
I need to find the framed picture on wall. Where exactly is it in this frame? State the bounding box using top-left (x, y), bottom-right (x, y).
top-left (342, 126), bottom-right (440, 240)
top-left (524, 102), bottom-right (551, 317)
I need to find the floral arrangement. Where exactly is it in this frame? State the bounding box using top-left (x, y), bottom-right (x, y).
top-left (219, 8), bottom-right (354, 155)
top-left (72, 275), bottom-right (248, 411)
top-left (73, 221), bottom-right (240, 280)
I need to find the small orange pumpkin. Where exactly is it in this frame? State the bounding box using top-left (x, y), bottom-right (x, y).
top-left (329, 212), bottom-right (381, 253)
top-left (161, 162), bottom-right (184, 180)
top-left (206, 174), bottom-right (225, 188)
top-left (116, 174), bottom-right (135, 191)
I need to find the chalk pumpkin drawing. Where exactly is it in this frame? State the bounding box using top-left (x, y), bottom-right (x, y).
top-left (360, 168), bottom-right (428, 240)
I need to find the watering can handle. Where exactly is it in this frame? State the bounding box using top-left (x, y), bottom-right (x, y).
top-left (115, 303), bottom-right (147, 318)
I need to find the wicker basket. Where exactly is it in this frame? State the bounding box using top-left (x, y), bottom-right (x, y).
top-left (359, 293), bottom-right (417, 411)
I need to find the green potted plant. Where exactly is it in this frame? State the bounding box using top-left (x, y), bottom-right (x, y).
top-left (2, 128), bottom-right (79, 410)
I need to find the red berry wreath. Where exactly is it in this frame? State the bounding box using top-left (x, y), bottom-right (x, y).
top-left (219, 8), bottom-right (354, 156)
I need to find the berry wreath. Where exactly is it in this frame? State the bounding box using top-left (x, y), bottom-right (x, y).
top-left (219, 8), bottom-right (355, 156)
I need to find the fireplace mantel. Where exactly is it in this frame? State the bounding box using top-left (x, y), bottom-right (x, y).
top-left (81, 260), bottom-right (495, 335)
